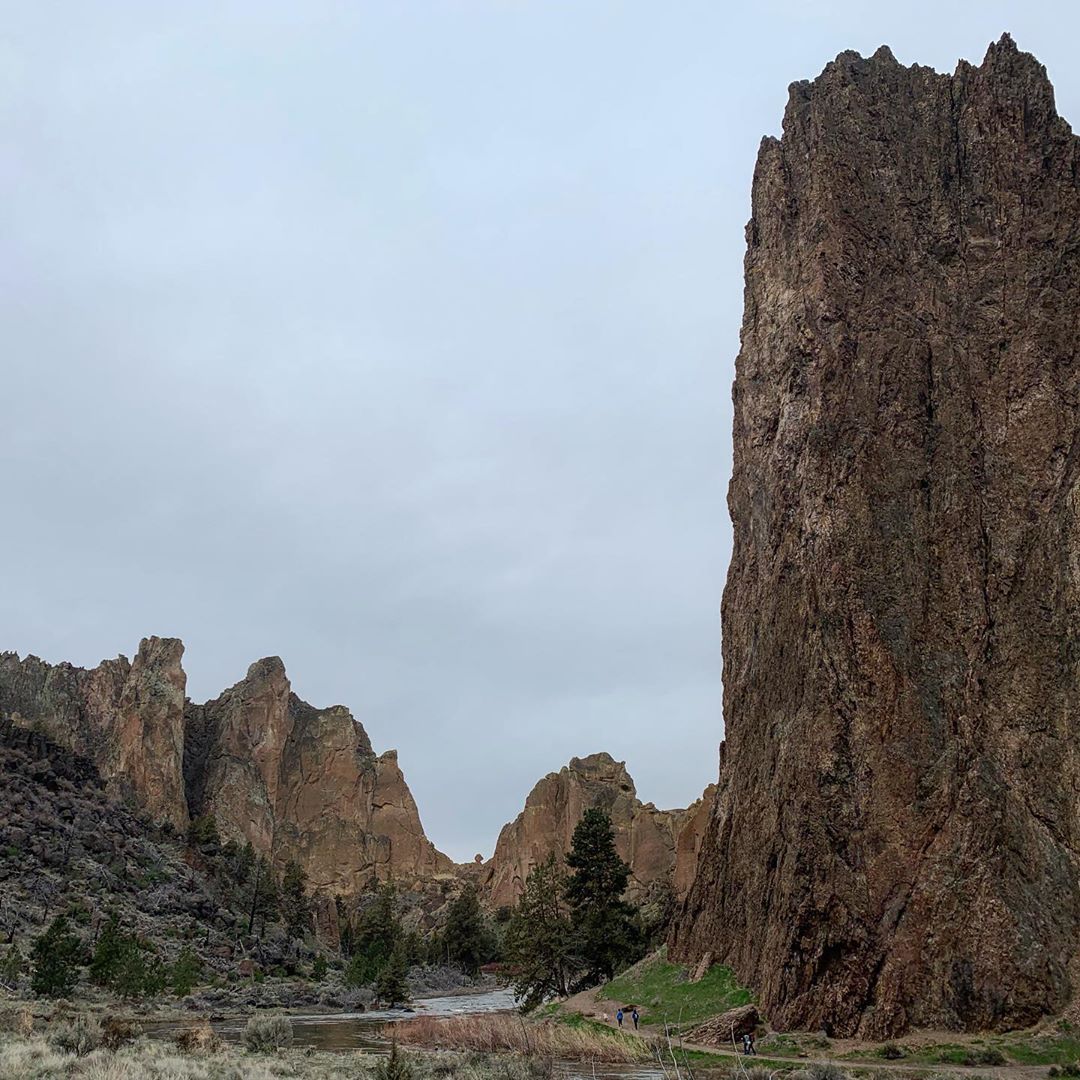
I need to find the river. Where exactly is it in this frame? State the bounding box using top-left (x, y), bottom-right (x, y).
top-left (147, 988), bottom-right (675, 1079)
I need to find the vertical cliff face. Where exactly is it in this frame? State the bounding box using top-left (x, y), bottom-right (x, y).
top-left (481, 752), bottom-right (698, 907)
top-left (672, 36), bottom-right (1080, 1037)
top-left (0, 637), bottom-right (189, 830)
top-left (0, 642), bottom-right (450, 893)
top-left (186, 657), bottom-right (452, 892)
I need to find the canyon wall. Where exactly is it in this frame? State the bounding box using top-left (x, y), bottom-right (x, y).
top-left (672, 36), bottom-right (1080, 1037)
top-left (0, 641), bottom-right (450, 894)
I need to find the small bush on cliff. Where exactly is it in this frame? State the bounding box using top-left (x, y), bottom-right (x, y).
top-left (243, 1013), bottom-right (294, 1051)
top-left (31, 916), bottom-right (82, 997)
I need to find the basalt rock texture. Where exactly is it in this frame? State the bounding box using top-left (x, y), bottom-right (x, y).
top-left (480, 752), bottom-right (695, 907)
top-left (671, 36), bottom-right (1080, 1036)
top-left (0, 637), bottom-right (189, 830)
top-left (0, 641), bottom-right (450, 895)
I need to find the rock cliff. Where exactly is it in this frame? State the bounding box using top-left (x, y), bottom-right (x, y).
top-left (0, 637), bottom-right (188, 830)
top-left (0, 641), bottom-right (450, 894)
top-left (185, 657), bottom-right (452, 892)
top-left (672, 36), bottom-right (1080, 1037)
top-left (480, 752), bottom-right (703, 907)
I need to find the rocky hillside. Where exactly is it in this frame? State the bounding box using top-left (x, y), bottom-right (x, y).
top-left (672, 36), bottom-right (1080, 1037)
top-left (0, 640), bottom-right (451, 898)
top-left (479, 752), bottom-right (708, 908)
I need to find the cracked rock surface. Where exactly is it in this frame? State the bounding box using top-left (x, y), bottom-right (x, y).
top-left (672, 35), bottom-right (1080, 1037)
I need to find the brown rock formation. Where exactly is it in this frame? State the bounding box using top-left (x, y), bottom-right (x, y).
top-left (673, 783), bottom-right (715, 899)
top-left (0, 637), bottom-right (188, 830)
top-left (672, 36), bottom-right (1080, 1037)
top-left (184, 656), bottom-right (453, 892)
top-left (0, 641), bottom-right (450, 894)
top-left (480, 752), bottom-right (692, 907)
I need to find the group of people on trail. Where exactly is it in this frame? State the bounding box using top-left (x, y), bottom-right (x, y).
top-left (615, 1008), bottom-right (639, 1031)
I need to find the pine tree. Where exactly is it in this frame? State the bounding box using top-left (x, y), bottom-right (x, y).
top-left (89, 913), bottom-right (125, 987)
top-left (504, 854), bottom-right (576, 1010)
top-left (245, 856), bottom-right (279, 936)
top-left (171, 946), bottom-right (202, 997)
top-left (280, 860), bottom-right (313, 941)
top-left (443, 886), bottom-right (489, 976)
top-left (311, 953), bottom-right (328, 981)
top-left (564, 808), bottom-right (641, 985)
top-left (0, 945), bottom-right (24, 990)
top-left (374, 943), bottom-right (411, 1007)
top-left (31, 916), bottom-right (82, 998)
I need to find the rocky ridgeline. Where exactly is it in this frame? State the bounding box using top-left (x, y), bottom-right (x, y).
top-left (672, 35), bottom-right (1080, 1037)
top-left (0, 640), bottom-right (452, 899)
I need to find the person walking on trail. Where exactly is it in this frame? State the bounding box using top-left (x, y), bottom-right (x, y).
top-left (632, 1008), bottom-right (639, 1031)
top-left (742, 1033), bottom-right (752, 1055)
top-left (616, 1009), bottom-right (624, 1028)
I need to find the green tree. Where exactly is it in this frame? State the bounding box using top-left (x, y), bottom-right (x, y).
top-left (504, 854), bottom-right (576, 1010)
top-left (113, 937), bottom-right (164, 999)
top-left (187, 813), bottom-right (220, 849)
top-left (245, 856), bottom-right (279, 936)
top-left (0, 945), bottom-right (24, 990)
top-left (564, 809), bottom-right (641, 985)
top-left (374, 944), bottom-right (411, 1006)
top-left (311, 953), bottom-right (328, 981)
top-left (89, 913), bottom-right (125, 987)
top-left (280, 860), bottom-right (313, 941)
top-left (171, 946), bottom-right (202, 997)
top-left (443, 886), bottom-right (489, 976)
top-left (31, 916), bottom-right (82, 997)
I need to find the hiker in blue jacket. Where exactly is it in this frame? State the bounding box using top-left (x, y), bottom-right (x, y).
top-left (616, 1009), bottom-right (624, 1028)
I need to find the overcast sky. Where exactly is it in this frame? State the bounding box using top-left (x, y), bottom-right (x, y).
top-left (3, 2), bottom-right (1078, 861)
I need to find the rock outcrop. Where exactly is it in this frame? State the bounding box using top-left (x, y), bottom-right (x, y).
top-left (185, 657), bottom-right (452, 893)
top-left (672, 36), bottom-right (1080, 1037)
top-left (480, 752), bottom-right (696, 907)
top-left (0, 637), bottom-right (188, 830)
top-left (0, 641), bottom-right (450, 894)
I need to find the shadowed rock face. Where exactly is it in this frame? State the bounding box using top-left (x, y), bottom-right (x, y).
top-left (672, 36), bottom-right (1080, 1037)
top-left (480, 752), bottom-right (703, 907)
top-left (0, 642), bottom-right (450, 893)
top-left (0, 637), bottom-right (188, 830)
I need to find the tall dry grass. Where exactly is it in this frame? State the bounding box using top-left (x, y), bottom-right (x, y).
top-left (390, 1013), bottom-right (653, 1063)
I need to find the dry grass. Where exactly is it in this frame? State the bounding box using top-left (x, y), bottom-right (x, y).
top-left (390, 1013), bottom-right (653, 1063)
top-left (0, 1032), bottom-right (378, 1080)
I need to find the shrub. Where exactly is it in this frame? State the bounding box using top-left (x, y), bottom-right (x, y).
top-left (966, 1048), bottom-right (1007, 1067)
top-left (801, 1065), bottom-right (851, 1080)
top-left (175, 1020), bottom-right (223, 1053)
top-left (879, 1042), bottom-right (905, 1059)
top-left (311, 953), bottom-right (328, 980)
top-left (375, 1040), bottom-right (415, 1080)
top-left (47, 1014), bottom-right (102, 1057)
top-left (101, 1015), bottom-right (138, 1051)
top-left (243, 1013), bottom-right (294, 1051)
